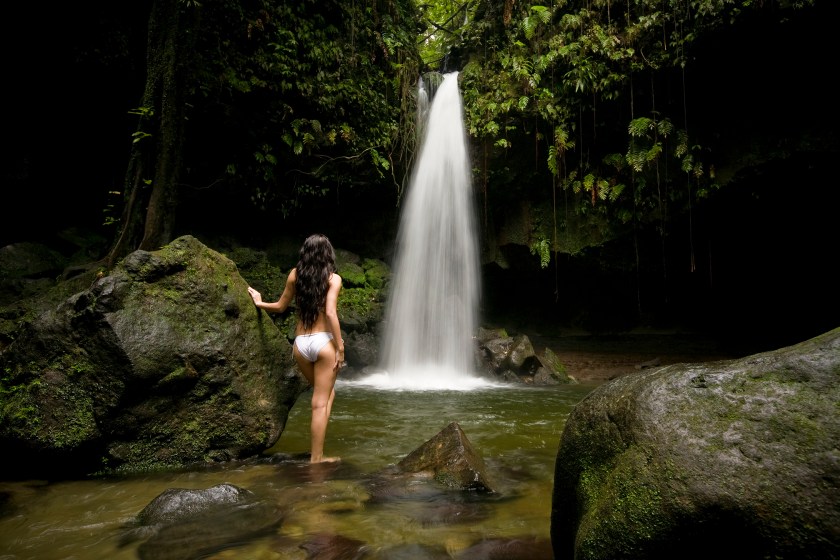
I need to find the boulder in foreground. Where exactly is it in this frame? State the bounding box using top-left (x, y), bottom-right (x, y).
top-left (551, 327), bottom-right (840, 560)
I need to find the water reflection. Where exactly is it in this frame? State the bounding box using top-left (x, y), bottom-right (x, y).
top-left (0, 383), bottom-right (596, 559)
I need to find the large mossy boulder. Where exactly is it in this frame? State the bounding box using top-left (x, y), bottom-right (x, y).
top-left (0, 235), bottom-right (305, 477)
top-left (551, 327), bottom-right (840, 560)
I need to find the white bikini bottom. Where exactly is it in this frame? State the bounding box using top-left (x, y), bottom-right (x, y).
top-left (294, 332), bottom-right (334, 362)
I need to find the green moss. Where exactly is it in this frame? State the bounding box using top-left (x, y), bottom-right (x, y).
top-left (225, 246), bottom-right (264, 269)
top-left (46, 391), bottom-right (96, 449)
top-left (361, 258), bottom-right (390, 289)
top-left (339, 287), bottom-right (382, 317)
top-left (337, 262), bottom-right (366, 288)
top-left (226, 248), bottom-right (288, 299)
top-left (246, 267), bottom-right (288, 301)
top-left (541, 347), bottom-right (568, 376)
top-left (577, 449), bottom-right (669, 555)
top-left (158, 364), bottom-right (199, 386)
top-left (516, 200), bottom-right (618, 258)
top-left (0, 368), bottom-right (42, 431)
top-left (48, 351), bottom-right (94, 378)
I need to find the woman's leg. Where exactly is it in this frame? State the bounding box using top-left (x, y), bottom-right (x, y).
top-left (294, 346), bottom-right (316, 385)
top-left (294, 345), bottom-right (339, 463)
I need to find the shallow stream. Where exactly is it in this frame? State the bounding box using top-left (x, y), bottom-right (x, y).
top-left (0, 381), bottom-right (598, 559)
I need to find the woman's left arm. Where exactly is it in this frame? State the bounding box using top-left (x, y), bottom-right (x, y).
top-left (248, 269), bottom-right (297, 313)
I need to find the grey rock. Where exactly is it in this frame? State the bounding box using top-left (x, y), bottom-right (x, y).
top-left (0, 235), bottom-right (305, 476)
top-left (551, 327), bottom-right (840, 560)
top-left (122, 483), bottom-right (284, 560)
top-left (397, 421), bottom-right (495, 493)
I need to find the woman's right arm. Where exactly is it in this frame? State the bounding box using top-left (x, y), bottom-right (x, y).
top-left (248, 269), bottom-right (296, 313)
top-left (324, 273), bottom-right (345, 367)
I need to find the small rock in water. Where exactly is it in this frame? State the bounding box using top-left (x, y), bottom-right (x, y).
top-left (299, 532), bottom-right (370, 559)
top-left (119, 483), bottom-right (284, 560)
top-left (453, 536), bottom-right (553, 559)
top-left (375, 542), bottom-right (451, 559)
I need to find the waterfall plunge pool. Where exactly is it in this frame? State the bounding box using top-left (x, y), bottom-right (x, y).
top-left (0, 382), bottom-right (597, 559)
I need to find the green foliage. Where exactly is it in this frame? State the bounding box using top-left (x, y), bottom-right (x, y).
top-left (337, 262), bottom-right (367, 288)
top-left (182, 0), bottom-right (422, 218)
top-left (0, 368), bottom-right (42, 432)
top-left (530, 237), bottom-right (551, 269)
top-left (227, 248), bottom-right (287, 302)
top-left (339, 286), bottom-right (382, 318)
top-left (361, 258), bottom-right (391, 290)
top-left (99, 0), bottom-right (817, 263)
top-left (455, 0), bottom-right (815, 250)
top-left (418, 0), bottom-right (481, 69)
top-left (102, 190), bottom-right (122, 227)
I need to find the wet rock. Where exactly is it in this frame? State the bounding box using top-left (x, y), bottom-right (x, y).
top-left (343, 331), bottom-right (380, 374)
top-left (121, 483), bottom-right (284, 560)
top-left (453, 536), bottom-right (553, 559)
top-left (535, 346), bottom-right (576, 384)
top-left (361, 422), bottom-right (497, 528)
top-left (551, 327), bottom-right (840, 559)
top-left (135, 482), bottom-right (253, 525)
top-left (0, 235), bottom-right (305, 476)
top-left (373, 542), bottom-right (451, 559)
top-left (397, 422), bottom-right (495, 492)
top-left (300, 532), bottom-right (371, 560)
top-left (475, 329), bottom-right (575, 384)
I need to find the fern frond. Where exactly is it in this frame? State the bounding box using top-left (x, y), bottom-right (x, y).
top-left (628, 117), bottom-right (653, 137)
top-left (657, 118), bottom-right (673, 137)
top-left (532, 5), bottom-right (552, 25)
top-left (603, 152), bottom-right (625, 170)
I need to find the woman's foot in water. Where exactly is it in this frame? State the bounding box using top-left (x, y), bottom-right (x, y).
top-left (310, 455), bottom-right (341, 464)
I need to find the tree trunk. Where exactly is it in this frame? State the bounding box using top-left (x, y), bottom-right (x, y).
top-left (106, 0), bottom-right (194, 268)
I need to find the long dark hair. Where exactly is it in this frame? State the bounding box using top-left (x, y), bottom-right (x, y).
top-left (295, 234), bottom-right (336, 330)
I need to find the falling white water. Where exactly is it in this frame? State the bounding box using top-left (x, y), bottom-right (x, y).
top-left (355, 72), bottom-right (495, 391)
top-left (415, 76), bottom-right (429, 143)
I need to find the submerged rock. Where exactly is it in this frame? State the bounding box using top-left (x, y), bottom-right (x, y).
top-left (453, 536), bottom-right (553, 559)
top-left (361, 422), bottom-right (498, 528)
top-left (299, 533), bottom-right (371, 560)
top-left (373, 542), bottom-right (451, 559)
top-left (135, 483), bottom-right (255, 525)
top-left (121, 483), bottom-right (284, 560)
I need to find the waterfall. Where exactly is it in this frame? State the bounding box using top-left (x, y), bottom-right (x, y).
top-left (357, 71), bottom-right (493, 390)
top-left (415, 76), bottom-right (429, 144)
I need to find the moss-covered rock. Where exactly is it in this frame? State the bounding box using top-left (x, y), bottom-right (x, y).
top-left (0, 235), bottom-right (305, 477)
top-left (551, 327), bottom-right (840, 559)
top-left (361, 258), bottom-right (390, 290)
top-left (337, 262), bottom-right (366, 288)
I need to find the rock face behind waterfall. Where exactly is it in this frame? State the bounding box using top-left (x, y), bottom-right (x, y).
top-left (0, 235), bottom-right (304, 477)
top-left (475, 327), bottom-right (576, 385)
top-left (550, 327), bottom-right (840, 560)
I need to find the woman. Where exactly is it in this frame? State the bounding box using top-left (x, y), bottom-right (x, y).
top-left (248, 234), bottom-right (344, 463)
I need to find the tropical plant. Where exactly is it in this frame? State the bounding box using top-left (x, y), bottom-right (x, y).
top-left (106, 0), bottom-right (423, 266)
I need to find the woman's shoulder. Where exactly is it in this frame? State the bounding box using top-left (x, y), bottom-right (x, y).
top-left (330, 272), bottom-right (342, 286)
